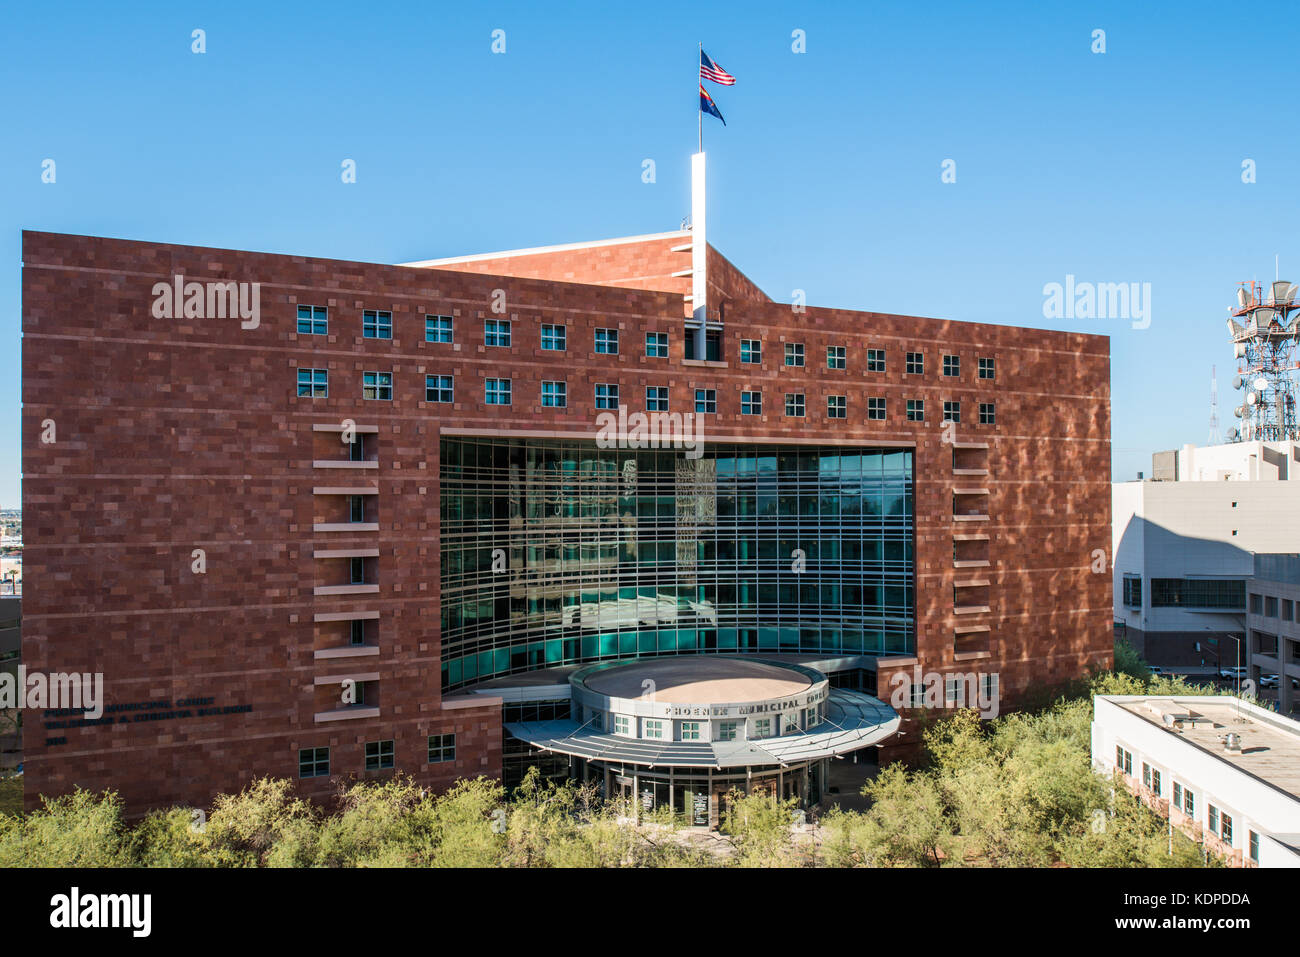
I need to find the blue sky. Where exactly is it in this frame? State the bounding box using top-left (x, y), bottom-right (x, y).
top-left (4, 0), bottom-right (1298, 508)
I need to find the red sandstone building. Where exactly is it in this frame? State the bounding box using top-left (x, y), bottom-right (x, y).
top-left (20, 223), bottom-right (1112, 815)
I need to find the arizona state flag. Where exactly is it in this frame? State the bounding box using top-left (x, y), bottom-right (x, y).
top-left (699, 84), bottom-right (725, 125)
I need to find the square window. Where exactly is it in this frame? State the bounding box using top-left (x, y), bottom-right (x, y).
top-left (485, 378), bottom-right (512, 405)
top-left (741, 391), bottom-right (762, 415)
top-left (785, 393), bottom-right (805, 417)
top-left (596, 328), bottom-right (619, 354)
top-left (362, 371), bottom-right (393, 401)
top-left (595, 383), bottom-right (620, 409)
top-left (613, 715), bottom-right (630, 736)
top-left (785, 342), bottom-right (804, 367)
top-left (740, 339), bottom-right (761, 364)
top-left (979, 402), bottom-right (995, 425)
top-left (362, 309), bottom-right (392, 339)
top-left (645, 332), bottom-right (668, 358)
top-left (428, 733), bottom-right (456, 763)
top-left (643, 718), bottom-right (665, 740)
top-left (425, 315), bottom-right (453, 343)
top-left (297, 368), bottom-right (328, 398)
top-left (364, 740), bottom-right (394, 771)
top-left (646, 386), bottom-right (669, 412)
top-left (425, 374), bottom-right (454, 403)
top-left (827, 394), bottom-right (846, 419)
top-left (978, 356), bottom-right (995, 379)
top-left (717, 721), bottom-right (739, 741)
top-left (680, 721), bottom-right (701, 741)
top-left (298, 746), bottom-right (330, 778)
top-left (541, 380), bottom-right (567, 408)
top-left (906, 352), bottom-right (924, 375)
top-left (827, 345), bottom-right (846, 370)
top-left (944, 676), bottom-right (961, 705)
top-left (906, 398), bottom-right (924, 421)
top-left (943, 400), bottom-right (961, 423)
top-left (752, 717), bottom-right (772, 739)
top-left (297, 305), bottom-right (328, 335)
top-left (867, 348), bottom-right (886, 373)
top-left (485, 319), bottom-right (511, 347)
top-left (541, 324), bottom-right (566, 351)
top-left (1123, 576), bottom-right (1142, 608)
top-left (867, 397), bottom-right (886, 420)
top-left (695, 389), bottom-right (717, 414)
top-left (943, 354), bottom-right (960, 377)
top-left (910, 681), bottom-right (926, 709)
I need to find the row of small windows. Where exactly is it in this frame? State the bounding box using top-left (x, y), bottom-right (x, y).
top-left (299, 306), bottom-right (998, 380)
top-left (743, 339), bottom-right (994, 379)
top-left (1121, 746), bottom-right (1257, 862)
top-left (301, 305), bottom-right (649, 356)
top-left (298, 734), bottom-right (456, 777)
top-left (298, 368), bottom-right (994, 422)
top-left (1249, 592), bottom-right (1295, 621)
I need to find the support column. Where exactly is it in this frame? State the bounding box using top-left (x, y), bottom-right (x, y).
top-left (690, 151), bottom-right (707, 359)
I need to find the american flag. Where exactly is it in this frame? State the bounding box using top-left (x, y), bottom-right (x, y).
top-left (700, 49), bottom-right (735, 85)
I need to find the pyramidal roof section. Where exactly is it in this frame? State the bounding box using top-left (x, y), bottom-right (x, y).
top-left (398, 231), bottom-right (771, 306)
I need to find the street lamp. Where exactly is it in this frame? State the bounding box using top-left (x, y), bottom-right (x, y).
top-left (1204, 627), bottom-right (1244, 721)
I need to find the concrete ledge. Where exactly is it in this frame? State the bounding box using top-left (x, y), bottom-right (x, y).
top-left (314, 706), bottom-right (380, 723)
top-left (314, 672), bottom-right (380, 685)
top-left (314, 646), bottom-right (380, 660)
top-left (313, 610), bottom-right (381, 623)
top-left (313, 584), bottom-right (380, 596)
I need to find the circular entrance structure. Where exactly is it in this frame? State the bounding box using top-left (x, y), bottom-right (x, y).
top-left (502, 656), bottom-right (899, 827)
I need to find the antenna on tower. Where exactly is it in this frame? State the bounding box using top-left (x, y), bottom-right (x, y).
top-left (1209, 364), bottom-right (1222, 445)
top-left (1226, 276), bottom-right (1300, 442)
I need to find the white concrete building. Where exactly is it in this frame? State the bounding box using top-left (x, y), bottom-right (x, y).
top-left (1092, 694), bottom-right (1300, 867)
top-left (1113, 440), bottom-right (1300, 667)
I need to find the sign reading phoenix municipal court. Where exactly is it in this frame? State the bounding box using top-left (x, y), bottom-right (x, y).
top-left (658, 687), bottom-right (827, 718)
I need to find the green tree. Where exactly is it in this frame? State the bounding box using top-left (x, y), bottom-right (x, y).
top-left (0, 788), bottom-right (134, 867)
top-left (719, 785), bottom-right (805, 867)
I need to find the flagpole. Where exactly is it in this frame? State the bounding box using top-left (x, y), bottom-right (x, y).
top-left (698, 41), bottom-right (702, 154)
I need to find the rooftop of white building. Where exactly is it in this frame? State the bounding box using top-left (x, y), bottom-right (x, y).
top-left (1102, 695), bottom-right (1300, 799)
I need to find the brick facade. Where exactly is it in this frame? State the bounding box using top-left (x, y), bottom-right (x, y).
top-left (21, 229), bottom-right (1111, 813)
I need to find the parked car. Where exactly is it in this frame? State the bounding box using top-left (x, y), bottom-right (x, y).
top-left (1259, 673), bottom-right (1279, 689)
top-left (1147, 665), bottom-right (1165, 676)
top-left (1219, 666), bottom-right (1247, 681)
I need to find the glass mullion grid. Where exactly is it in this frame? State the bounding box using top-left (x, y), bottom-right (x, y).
top-left (439, 440), bottom-right (915, 689)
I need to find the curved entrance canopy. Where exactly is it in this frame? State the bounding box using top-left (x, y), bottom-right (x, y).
top-left (505, 688), bottom-right (899, 770)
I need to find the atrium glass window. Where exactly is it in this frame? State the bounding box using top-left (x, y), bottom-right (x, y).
top-left (438, 438), bottom-right (915, 692)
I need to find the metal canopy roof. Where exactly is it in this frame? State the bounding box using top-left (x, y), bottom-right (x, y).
top-left (504, 689), bottom-right (899, 770)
